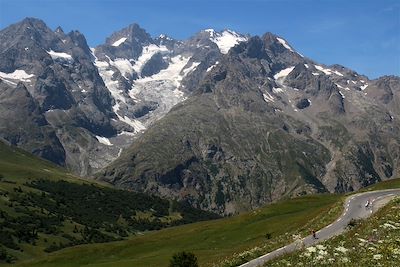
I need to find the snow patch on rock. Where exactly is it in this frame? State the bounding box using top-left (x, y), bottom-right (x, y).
top-left (276, 37), bottom-right (294, 52)
top-left (206, 61), bottom-right (219, 72)
top-left (112, 37), bottom-right (127, 47)
top-left (263, 92), bottom-right (275, 102)
top-left (336, 83), bottom-right (351, 91)
top-left (118, 131), bottom-right (136, 137)
top-left (95, 135), bottom-right (113, 146)
top-left (274, 66), bottom-right (295, 80)
top-left (47, 50), bottom-right (73, 60)
top-left (314, 65), bottom-right (344, 76)
top-left (272, 87), bottom-right (284, 94)
top-left (0, 69), bottom-right (35, 83)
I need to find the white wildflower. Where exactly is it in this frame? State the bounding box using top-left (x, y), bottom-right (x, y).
top-left (335, 246), bottom-right (349, 253)
top-left (304, 252), bottom-right (311, 257)
top-left (393, 248), bottom-right (400, 255)
top-left (383, 223), bottom-right (397, 229)
top-left (357, 238), bottom-right (367, 243)
top-left (292, 234), bottom-right (301, 240)
top-left (341, 257), bottom-right (350, 263)
top-left (373, 254), bottom-right (382, 260)
top-left (316, 255), bottom-right (324, 260)
top-left (318, 249), bottom-right (328, 256)
top-left (316, 244), bottom-right (326, 250)
top-left (307, 246), bottom-right (316, 253)
top-left (368, 247), bottom-right (376, 251)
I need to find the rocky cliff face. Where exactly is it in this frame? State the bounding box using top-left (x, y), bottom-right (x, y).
top-left (0, 81), bottom-right (65, 165)
top-left (0, 18), bottom-right (117, 174)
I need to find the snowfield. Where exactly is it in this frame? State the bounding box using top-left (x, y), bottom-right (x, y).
top-left (207, 29), bottom-right (247, 54)
top-left (112, 37), bottom-right (127, 47)
top-left (0, 69), bottom-right (35, 83)
top-left (47, 50), bottom-right (73, 60)
top-left (274, 66), bottom-right (295, 80)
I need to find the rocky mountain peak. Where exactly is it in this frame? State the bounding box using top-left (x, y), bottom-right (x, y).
top-left (106, 22), bottom-right (153, 48)
top-left (66, 30), bottom-right (92, 56)
top-left (230, 35), bottom-right (269, 59)
top-left (154, 34), bottom-right (177, 49)
top-left (156, 33), bottom-right (174, 42)
top-left (262, 32), bottom-right (298, 53)
top-left (375, 75), bottom-right (400, 85)
top-left (17, 18), bottom-right (55, 42)
top-left (186, 29), bottom-right (248, 55)
top-left (206, 29), bottom-right (248, 54)
top-left (19, 17), bottom-right (48, 31)
top-left (0, 17), bottom-right (54, 52)
top-left (94, 23), bottom-right (155, 62)
top-left (55, 26), bottom-right (64, 34)
top-left (258, 33), bottom-right (304, 71)
top-left (262, 32), bottom-right (291, 50)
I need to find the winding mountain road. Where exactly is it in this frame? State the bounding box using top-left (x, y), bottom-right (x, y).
top-left (239, 189), bottom-right (400, 267)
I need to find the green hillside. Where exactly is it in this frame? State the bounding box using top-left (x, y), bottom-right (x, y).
top-left (14, 194), bottom-right (342, 267)
top-left (0, 141), bottom-right (219, 264)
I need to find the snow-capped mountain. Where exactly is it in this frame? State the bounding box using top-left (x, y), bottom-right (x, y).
top-left (90, 26), bottom-right (249, 137)
top-left (98, 33), bottom-right (400, 215)
top-left (0, 19), bottom-right (247, 175)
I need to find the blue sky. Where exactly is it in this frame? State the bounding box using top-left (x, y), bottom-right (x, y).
top-left (0, 0), bottom-right (399, 79)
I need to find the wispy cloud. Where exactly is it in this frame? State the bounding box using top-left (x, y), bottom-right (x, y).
top-left (307, 19), bottom-right (347, 34)
top-left (380, 3), bottom-right (400, 13)
top-left (380, 37), bottom-right (400, 51)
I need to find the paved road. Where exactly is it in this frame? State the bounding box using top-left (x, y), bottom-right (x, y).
top-left (239, 189), bottom-right (400, 267)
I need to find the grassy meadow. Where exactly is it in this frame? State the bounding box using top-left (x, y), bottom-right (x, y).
top-left (14, 194), bottom-right (342, 267)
